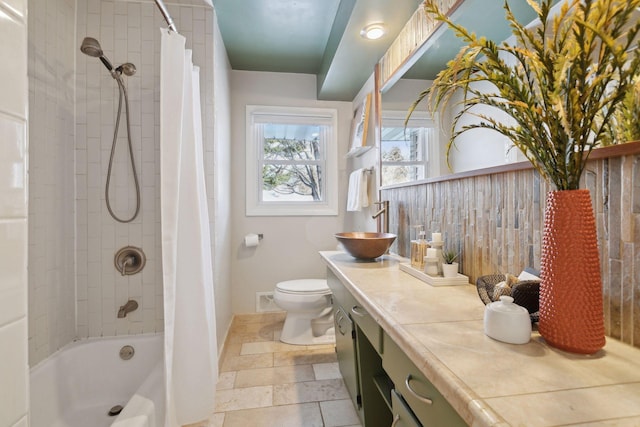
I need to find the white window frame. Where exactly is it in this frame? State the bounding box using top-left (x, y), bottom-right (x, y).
top-left (246, 105), bottom-right (339, 216)
top-left (380, 110), bottom-right (440, 186)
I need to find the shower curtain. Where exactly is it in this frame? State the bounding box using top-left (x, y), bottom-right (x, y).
top-left (160, 30), bottom-right (217, 427)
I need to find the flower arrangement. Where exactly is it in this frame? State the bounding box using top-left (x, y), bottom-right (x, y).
top-left (409, 0), bottom-right (640, 190)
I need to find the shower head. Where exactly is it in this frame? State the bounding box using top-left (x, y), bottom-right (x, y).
top-left (80, 37), bottom-right (113, 71)
top-left (115, 63), bottom-right (136, 77)
top-left (80, 37), bottom-right (102, 57)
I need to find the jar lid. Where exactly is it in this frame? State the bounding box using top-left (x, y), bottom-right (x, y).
top-left (488, 296), bottom-right (529, 314)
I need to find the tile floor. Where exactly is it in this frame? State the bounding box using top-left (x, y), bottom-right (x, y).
top-left (187, 312), bottom-right (361, 427)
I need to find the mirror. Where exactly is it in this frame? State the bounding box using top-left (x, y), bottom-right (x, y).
top-left (379, 76), bottom-right (526, 188)
top-left (375, 0), bottom-right (640, 187)
top-left (376, 0), bottom-right (538, 187)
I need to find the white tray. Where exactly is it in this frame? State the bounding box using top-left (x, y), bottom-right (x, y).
top-left (399, 263), bottom-right (470, 286)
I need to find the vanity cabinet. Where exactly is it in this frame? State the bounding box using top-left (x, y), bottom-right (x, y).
top-left (328, 268), bottom-right (466, 427)
top-left (328, 270), bottom-right (392, 427)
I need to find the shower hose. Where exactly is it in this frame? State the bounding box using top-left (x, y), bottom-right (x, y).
top-left (106, 74), bottom-right (141, 223)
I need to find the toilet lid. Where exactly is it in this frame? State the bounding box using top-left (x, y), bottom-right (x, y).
top-left (276, 279), bottom-right (330, 295)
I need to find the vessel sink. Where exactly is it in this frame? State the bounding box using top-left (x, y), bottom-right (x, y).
top-left (335, 232), bottom-right (397, 260)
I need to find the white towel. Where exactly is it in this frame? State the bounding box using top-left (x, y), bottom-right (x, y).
top-left (347, 168), bottom-right (369, 211)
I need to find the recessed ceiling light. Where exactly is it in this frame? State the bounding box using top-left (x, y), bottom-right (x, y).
top-left (360, 23), bottom-right (385, 40)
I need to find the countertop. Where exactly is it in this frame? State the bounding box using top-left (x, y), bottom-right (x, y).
top-left (320, 251), bottom-right (640, 427)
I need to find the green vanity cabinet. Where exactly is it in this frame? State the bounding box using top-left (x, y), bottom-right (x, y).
top-left (328, 268), bottom-right (466, 427)
top-left (327, 269), bottom-right (392, 426)
top-left (383, 333), bottom-right (466, 427)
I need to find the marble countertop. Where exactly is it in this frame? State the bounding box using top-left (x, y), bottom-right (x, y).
top-left (320, 251), bottom-right (640, 427)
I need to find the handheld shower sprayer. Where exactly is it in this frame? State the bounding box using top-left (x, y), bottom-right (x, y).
top-left (80, 36), bottom-right (140, 223)
top-left (80, 37), bottom-right (137, 78)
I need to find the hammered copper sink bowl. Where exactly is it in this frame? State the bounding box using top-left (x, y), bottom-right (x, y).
top-left (335, 232), bottom-right (397, 260)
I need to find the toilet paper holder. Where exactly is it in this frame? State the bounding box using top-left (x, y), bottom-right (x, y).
top-left (244, 233), bottom-right (263, 247)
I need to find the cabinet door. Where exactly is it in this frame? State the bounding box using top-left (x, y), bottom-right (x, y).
top-left (334, 305), bottom-right (360, 412)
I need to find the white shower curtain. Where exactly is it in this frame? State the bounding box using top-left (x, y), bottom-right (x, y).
top-left (160, 30), bottom-right (217, 427)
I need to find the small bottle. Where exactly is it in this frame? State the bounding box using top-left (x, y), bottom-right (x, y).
top-left (411, 227), bottom-right (429, 270)
top-left (410, 225), bottom-right (422, 269)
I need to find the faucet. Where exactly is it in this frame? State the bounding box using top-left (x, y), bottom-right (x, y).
top-left (117, 299), bottom-right (139, 318)
top-left (372, 200), bottom-right (389, 234)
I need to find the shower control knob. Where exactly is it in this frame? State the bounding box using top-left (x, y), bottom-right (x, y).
top-left (114, 246), bottom-right (146, 276)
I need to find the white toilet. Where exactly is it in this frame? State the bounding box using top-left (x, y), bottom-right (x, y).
top-left (273, 279), bottom-right (335, 345)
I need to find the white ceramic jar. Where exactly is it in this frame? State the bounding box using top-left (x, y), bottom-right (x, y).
top-left (483, 296), bottom-right (532, 344)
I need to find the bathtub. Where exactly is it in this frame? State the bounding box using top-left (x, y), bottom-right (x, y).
top-left (30, 333), bottom-right (165, 427)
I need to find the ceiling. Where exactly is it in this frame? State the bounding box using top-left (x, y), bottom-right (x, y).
top-left (210, 0), bottom-right (423, 101)
top-left (209, 0), bottom-right (560, 102)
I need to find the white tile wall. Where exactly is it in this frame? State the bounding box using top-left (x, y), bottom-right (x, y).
top-left (27, 0), bottom-right (77, 367)
top-left (75, 0), bottom-right (216, 339)
top-left (25, 0), bottom-right (231, 373)
top-left (0, 0), bottom-right (29, 425)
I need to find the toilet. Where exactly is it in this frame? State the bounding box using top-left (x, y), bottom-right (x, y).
top-left (273, 279), bottom-right (335, 345)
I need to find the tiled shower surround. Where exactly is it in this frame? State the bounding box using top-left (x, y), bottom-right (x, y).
top-left (28, 0), bottom-right (217, 366)
top-left (74, 0), bottom-right (214, 339)
top-left (382, 145), bottom-right (640, 348)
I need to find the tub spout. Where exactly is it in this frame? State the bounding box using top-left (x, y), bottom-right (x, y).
top-left (118, 299), bottom-right (138, 318)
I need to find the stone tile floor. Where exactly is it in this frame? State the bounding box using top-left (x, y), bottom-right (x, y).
top-left (186, 312), bottom-right (361, 427)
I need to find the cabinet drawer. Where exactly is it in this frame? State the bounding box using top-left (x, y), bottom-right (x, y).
top-left (349, 301), bottom-right (382, 355)
top-left (391, 389), bottom-right (421, 427)
top-left (383, 334), bottom-right (466, 427)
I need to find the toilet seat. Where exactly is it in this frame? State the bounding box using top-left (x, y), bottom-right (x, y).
top-left (276, 279), bottom-right (330, 295)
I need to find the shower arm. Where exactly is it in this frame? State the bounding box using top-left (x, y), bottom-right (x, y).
top-left (154, 0), bottom-right (177, 32)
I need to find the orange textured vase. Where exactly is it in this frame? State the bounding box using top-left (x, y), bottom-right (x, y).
top-left (538, 189), bottom-right (605, 354)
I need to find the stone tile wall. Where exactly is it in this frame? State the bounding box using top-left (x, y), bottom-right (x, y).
top-left (382, 150), bottom-right (640, 348)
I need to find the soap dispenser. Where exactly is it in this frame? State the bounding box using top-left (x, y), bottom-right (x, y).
top-left (410, 225), bottom-right (429, 271)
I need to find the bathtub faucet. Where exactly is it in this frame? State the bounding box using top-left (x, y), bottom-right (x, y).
top-left (117, 299), bottom-right (139, 318)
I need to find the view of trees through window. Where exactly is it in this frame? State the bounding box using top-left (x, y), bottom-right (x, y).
top-left (261, 123), bottom-right (325, 202)
top-left (381, 125), bottom-right (430, 186)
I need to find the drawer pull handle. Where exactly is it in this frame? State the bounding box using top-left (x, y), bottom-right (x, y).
top-left (391, 414), bottom-right (400, 427)
top-left (405, 374), bottom-right (433, 405)
top-left (336, 313), bottom-right (347, 335)
top-left (351, 305), bottom-right (367, 317)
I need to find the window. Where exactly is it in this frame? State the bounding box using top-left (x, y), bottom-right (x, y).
top-left (380, 111), bottom-right (439, 186)
top-left (246, 105), bottom-right (338, 216)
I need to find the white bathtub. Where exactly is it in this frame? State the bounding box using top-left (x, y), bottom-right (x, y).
top-left (30, 334), bottom-right (165, 427)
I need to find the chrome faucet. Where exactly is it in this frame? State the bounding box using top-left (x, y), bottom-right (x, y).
top-left (372, 200), bottom-right (389, 234)
top-left (117, 299), bottom-right (139, 318)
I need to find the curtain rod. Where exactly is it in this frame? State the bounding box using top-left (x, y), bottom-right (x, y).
top-left (154, 0), bottom-right (177, 32)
